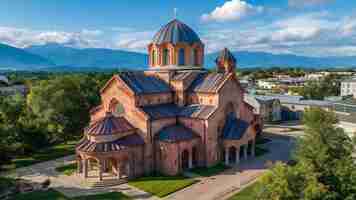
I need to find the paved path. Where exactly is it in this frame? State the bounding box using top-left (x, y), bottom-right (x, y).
top-left (2, 155), bottom-right (158, 200)
top-left (165, 136), bottom-right (295, 200)
top-left (2, 133), bottom-right (295, 200)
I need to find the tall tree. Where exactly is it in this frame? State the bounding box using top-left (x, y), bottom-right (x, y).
top-left (258, 108), bottom-right (356, 200)
top-left (27, 76), bottom-right (90, 142)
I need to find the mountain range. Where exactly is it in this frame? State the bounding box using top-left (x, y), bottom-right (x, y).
top-left (0, 42), bottom-right (356, 71)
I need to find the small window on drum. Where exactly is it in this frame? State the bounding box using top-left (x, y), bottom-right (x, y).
top-left (114, 102), bottom-right (125, 117)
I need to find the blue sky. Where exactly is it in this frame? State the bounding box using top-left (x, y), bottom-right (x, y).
top-left (0, 0), bottom-right (355, 57)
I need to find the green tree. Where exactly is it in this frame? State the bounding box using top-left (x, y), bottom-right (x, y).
top-left (27, 76), bottom-right (90, 142)
top-left (258, 108), bottom-right (356, 200)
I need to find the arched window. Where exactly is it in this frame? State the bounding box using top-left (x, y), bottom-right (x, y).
top-left (109, 99), bottom-right (125, 117)
top-left (151, 49), bottom-right (156, 66)
top-left (178, 48), bottom-right (185, 65)
top-left (193, 48), bottom-right (199, 66)
top-left (163, 49), bottom-right (170, 65)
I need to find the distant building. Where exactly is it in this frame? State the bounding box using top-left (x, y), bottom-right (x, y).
top-left (0, 84), bottom-right (27, 96)
top-left (257, 79), bottom-right (278, 89)
top-left (340, 78), bottom-right (356, 98)
top-left (332, 97), bottom-right (356, 136)
top-left (0, 75), bottom-right (9, 85)
top-left (245, 95), bottom-right (281, 123)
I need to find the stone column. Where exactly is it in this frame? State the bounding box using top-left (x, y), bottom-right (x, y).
top-left (83, 159), bottom-right (88, 178)
top-left (236, 147), bottom-right (240, 164)
top-left (244, 145), bottom-right (248, 160)
top-left (99, 160), bottom-right (103, 181)
top-left (117, 162), bottom-right (121, 179)
top-left (78, 159), bottom-right (83, 174)
top-left (252, 140), bottom-right (256, 158)
top-left (225, 148), bottom-right (229, 166)
top-left (188, 151), bottom-right (193, 169)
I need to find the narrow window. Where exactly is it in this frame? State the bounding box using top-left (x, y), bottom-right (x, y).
top-left (163, 49), bottom-right (170, 65)
top-left (152, 49), bottom-right (156, 66)
top-left (178, 48), bottom-right (185, 65)
top-left (193, 49), bottom-right (199, 66)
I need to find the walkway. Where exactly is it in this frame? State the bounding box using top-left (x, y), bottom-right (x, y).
top-left (2, 134), bottom-right (295, 200)
top-left (2, 155), bottom-right (158, 200)
top-left (165, 136), bottom-right (295, 200)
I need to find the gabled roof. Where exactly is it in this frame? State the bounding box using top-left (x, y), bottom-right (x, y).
top-left (222, 113), bottom-right (249, 140)
top-left (156, 124), bottom-right (199, 143)
top-left (141, 103), bottom-right (218, 120)
top-left (179, 104), bottom-right (217, 119)
top-left (85, 113), bottom-right (135, 136)
top-left (118, 72), bottom-right (171, 95)
top-left (141, 104), bottom-right (180, 120)
top-left (189, 72), bottom-right (229, 93)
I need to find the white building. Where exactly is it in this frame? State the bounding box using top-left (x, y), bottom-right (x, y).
top-left (257, 79), bottom-right (278, 89)
top-left (340, 78), bottom-right (356, 98)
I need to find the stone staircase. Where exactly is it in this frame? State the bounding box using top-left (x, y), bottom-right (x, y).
top-left (86, 178), bottom-right (128, 188)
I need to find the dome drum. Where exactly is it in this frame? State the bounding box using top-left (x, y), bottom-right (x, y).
top-left (148, 19), bottom-right (204, 69)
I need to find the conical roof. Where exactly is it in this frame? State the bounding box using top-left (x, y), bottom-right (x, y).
top-left (85, 112), bottom-right (135, 136)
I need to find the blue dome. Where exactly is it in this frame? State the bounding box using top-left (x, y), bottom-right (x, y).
top-left (152, 19), bottom-right (202, 45)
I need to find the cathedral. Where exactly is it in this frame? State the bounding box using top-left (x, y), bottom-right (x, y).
top-left (76, 19), bottom-right (261, 181)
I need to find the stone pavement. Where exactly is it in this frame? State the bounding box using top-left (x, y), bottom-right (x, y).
top-left (2, 155), bottom-right (158, 200)
top-left (2, 133), bottom-right (295, 200)
top-left (165, 136), bottom-right (295, 200)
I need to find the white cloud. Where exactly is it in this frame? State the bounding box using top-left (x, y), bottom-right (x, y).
top-left (201, 0), bottom-right (263, 22)
top-left (0, 27), bottom-right (103, 48)
top-left (289, 0), bottom-right (334, 7)
top-left (201, 12), bottom-right (356, 57)
top-left (113, 31), bottom-right (154, 52)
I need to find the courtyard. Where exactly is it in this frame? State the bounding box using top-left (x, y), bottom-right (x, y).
top-left (1, 122), bottom-right (300, 200)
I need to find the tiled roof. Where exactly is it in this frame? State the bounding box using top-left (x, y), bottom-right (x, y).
top-left (141, 104), bottom-right (217, 120)
top-left (141, 104), bottom-right (180, 120)
top-left (152, 19), bottom-right (202, 45)
top-left (215, 48), bottom-right (236, 64)
top-left (156, 124), bottom-right (199, 143)
top-left (179, 104), bottom-right (217, 119)
top-left (189, 73), bottom-right (228, 93)
top-left (119, 72), bottom-right (171, 94)
top-left (172, 71), bottom-right (200, 81)
top-left (222, 113), bottom-right (249, 140)
top-left (85, 113), bottom-right (135, 136)
top-left (76, 134), bottom-right (144, 153)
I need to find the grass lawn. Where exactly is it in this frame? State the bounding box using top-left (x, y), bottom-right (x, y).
top-left (128, 175), bottom-right (197, 197)
top-left (73, 192), bottom-right (132, 200)
top-left (189, 163), bottom-right (229, 177)
top-left (55, 163), bottom-right (77, 176)
top-left (2, 141), bottom-right (77, 171)
top-left (9, 189), bottom-right (131, 200)
top-left (0, 176), bottom-right (15, 193)
top-left (9, 189), bottom-right (70, 200)
top-left (255, 146), bottom-right (269, 157)
top-left (228, 181), bottom-right (262, 200)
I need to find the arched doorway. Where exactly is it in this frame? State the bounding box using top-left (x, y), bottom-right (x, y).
top-left (178, 48), bottom-right (185, 65)
top-left (248, 141), bottom-right (253, 156)
top-left (240, 146), bottom-right (245, 160)
top-left (181, 150), bottom-right (190, 170)
top-left (228, 146), bottom-right (237, 164)
top-left (192, 146), bottom-right (198, 167)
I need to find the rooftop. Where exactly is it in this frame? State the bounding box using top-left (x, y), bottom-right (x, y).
top-left (151, 19), bottom-right (202, 45)
top-left (119, 72), bottom-right (171, 94)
